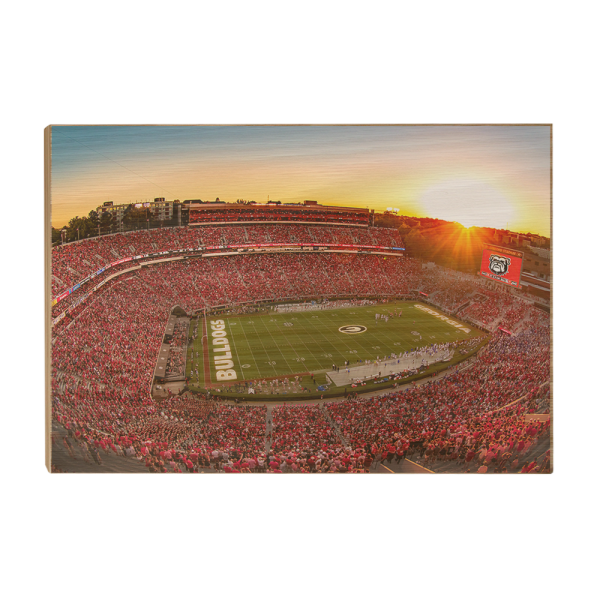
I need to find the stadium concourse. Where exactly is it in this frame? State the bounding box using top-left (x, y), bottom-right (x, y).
top-left (50, 221), bottom-right (551, 474)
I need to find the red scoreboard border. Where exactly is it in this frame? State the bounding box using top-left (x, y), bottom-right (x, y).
top-left (479, 244), bottom-right (524, 289)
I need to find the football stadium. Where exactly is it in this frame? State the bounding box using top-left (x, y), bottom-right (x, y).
top-left (49, 202), bottom-right (551, 473)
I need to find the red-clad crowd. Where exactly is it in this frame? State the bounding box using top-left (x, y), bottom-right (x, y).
top-left (326, 319), bottom-right (550, 473)
top-left (271, 405), bottom-right (338, 453)
top-left (457, 290), bottom-right (519, 327)
top-left (51, 225), bottom-right (551, 474)
top-left (52, 224), bottom-right (404, 298)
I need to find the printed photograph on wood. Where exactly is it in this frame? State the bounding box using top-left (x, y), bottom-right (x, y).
top-left (45, 125), bottom-right (552, 474)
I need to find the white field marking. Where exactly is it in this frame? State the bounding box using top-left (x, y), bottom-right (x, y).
top-left (304, 315), bottom-right (358, 360)
top-left (413, 303), bottom-right (471, 333)
top-left (209, 320), bottom-right (237, 381)
top-left (222, 316), bottom-right (246, 380)
top-left (319, 309), bottom-right (375, 361)
top-left (291, 311), bottom-right (346, 368)
top-left (271, 312), bottom-right (323, 371)
top-left (371, 305), bottom-right (459, 356)
top-left (237, 317), bottom-right (264, 379)
top-left (251, 315), bottom-right (295, 376)
top-left (341, 308), bottom-right (405, 357)
top-left (410, 313), bottom-right (446, 346)
top-left (269, 317), bottom-right (304, 365)
top-left (412, 308), bottom-right (470, 341)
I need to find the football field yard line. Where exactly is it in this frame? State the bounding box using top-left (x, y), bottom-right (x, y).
top-left (270, 316), bottom-right (322, 373)
top-left (268, 316), bottom-right (303, 362)
top-left (288, 311), bottom-right (366, 370)
top-left (367, 309), bottom-right (433, 353)
top-left (286, 314), bottom-right (335, 369)
top-left (365, 315), bottom-right (421, 356)
top-left (312, 311), bottom-right (364, 358)
top-left (258, 317), bottom-right (299, 377)
top-left (224, 319), bottom-right (246, 381)
top-left (348, 312), bottom-right (403, 358)
top-left (348, 306), bottom-right (412, 348)
top-left (362, 319), bottom-right (412, 356)
top-left (414, 315), bottom-right (454, 344)
top-left (271, 316), bottom-right (323, 375)
top-left (249, 316), bottom-right (295, 378)
top-left (318, 309), bottom-right (381, 362)
top-left (320, 303), bottom-right (473, 364)
top-left (236, 317), bottom-right (265, 380)
top-left (295, 312), bottom-right (360, 368)
top-left (242, 317), bottom-right (278, 378)
top-left (414, 310), bottom-right (474, 345)
top-left (370, 305), bottom-right (472, 354)
top-left (284, 313), bottom-right (346, 370)
top-left (319, 311), bottom-right (370, 358)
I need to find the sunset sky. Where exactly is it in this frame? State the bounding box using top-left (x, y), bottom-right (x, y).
top-left (50, 125), bottom-right (551, 236)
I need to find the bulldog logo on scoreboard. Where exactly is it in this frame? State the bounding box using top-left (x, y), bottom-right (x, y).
top-left (339, 325), bottom-right (367, 334)
top-left (489, 254), bottom-right (511, 276)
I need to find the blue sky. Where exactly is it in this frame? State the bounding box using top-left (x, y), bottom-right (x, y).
top-left (51, 125), bottom-right (551, 235)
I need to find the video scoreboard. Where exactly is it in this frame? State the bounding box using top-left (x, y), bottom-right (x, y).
top-left (480, 244), bottom-right (523, 288)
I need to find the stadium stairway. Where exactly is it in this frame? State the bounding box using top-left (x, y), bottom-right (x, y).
top-left (320, 405), bottom-right (351, 449)
top-left (50, 421), bottom-right (148, 473)
top-left (265, 406), bottom-right (273, 453)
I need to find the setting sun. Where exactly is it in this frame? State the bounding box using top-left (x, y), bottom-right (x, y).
top-left (419, 179), bottom-right (516, 230)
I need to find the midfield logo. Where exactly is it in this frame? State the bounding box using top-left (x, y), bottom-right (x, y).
top-left (339, 325), bottom-right (367, 334)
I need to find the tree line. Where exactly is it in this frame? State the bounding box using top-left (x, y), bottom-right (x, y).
top-left (52, 206), bottom-right (161, 245)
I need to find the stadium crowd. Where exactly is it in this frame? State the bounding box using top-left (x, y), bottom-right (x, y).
top-left (326, 321), bottom-right (550, 473)
top-left (188, 206), bottom-right (370, 226)
top-left (52, 224), bottom-right (404, 298)
top-left (51, 225), bottom-right (551, 473)
top-left (165, 320), bottom-right (188, 377)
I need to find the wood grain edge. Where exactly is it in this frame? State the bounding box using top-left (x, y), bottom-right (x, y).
top-left (45, 126), bottom-right (52, 473)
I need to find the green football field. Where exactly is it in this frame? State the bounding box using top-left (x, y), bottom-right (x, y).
top-left (186, 301), bottom-right (485, 395)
